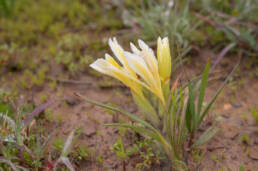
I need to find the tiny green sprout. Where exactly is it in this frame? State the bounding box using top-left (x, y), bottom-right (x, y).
top-left (211, 153), bottom-right (217, 162)
top-left (53, 137), bottom-right (65, 153)
top-left (45, 108), bottom-right (54, 122)
top-left (239, 165), bottom-right (245, 171)
top-left (246, 148), bottom-right (251, 157)
top-left (110, 138), bottom-right (127, 161)
top-left (241, 133), bottom-right (250, 145)
top-left (73, 145), bottom-right (90, 161)
top-left (49, 79), bottom-right (57, 89)
top-left (241, 113), bottom-right (248, 121)
top-left (56, 112), bottom-right (63, 123)
top-left (192, 150), bottom-right (205, 166)
top-left (115, 90), bottom-right (122, 97)
top-left (126, 144), bottom-right (139, 157)
top-left (135, 139), bottom-right (159, 169)
top-left (251, 107), bottom-right (258, 123)
top-left (96, 130), bottom-right (102, 136)
top-left (39, 93), bottom-right (48, 103)
top-left (255, 68), bottom-right (258, 78)
top-left (96, 155), bottom-right (103, 164)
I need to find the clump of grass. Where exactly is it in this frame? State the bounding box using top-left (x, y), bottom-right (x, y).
top-left (194, 0), bottom-right (258, 56)
top-left (123, 0), bottom-right (197, 60)
top-left (0, 96), bottom-right (77, 170)
top-left (78, 37), bottom-right (233, 170)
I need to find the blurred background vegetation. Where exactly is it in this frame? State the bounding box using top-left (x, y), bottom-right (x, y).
top-left (0, 0), bottom-right (256, 81)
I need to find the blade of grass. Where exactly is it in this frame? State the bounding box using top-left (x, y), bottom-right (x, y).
top-left (60, 157), bottom-right (75, 171)
top-left (185, 83), bottom-right (196, 132)
top-left (197, 61), bottom-right (210, 119)
top-left (61, 130), bottom-right (75, 157)
top-left (198, 64), bottom-right (238, 126)
top-left (193, 127), bottom-right (219, 147)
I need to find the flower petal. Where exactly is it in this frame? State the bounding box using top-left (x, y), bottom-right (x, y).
top-left (130, 42), bottom-right (141, 55)
top-left (105, 54), bottom-right (121, 69)
top-left (108, 38), bottom-right (127, 66)
top-left (90, 57), bottom-right (144, 97)
top-left (157, 37), bottom-right (171, 82)
top-left (137, 39), bottom-right (159, 79)
top-left (124, 52), bottom-right (156, 87)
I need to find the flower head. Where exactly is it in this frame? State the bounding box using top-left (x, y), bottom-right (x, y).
top-left (90, 38), bottom-right (143, 98)
top-left (90, 37), bottom-right (172, 105)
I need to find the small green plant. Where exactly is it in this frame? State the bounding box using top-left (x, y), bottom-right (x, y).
top-left (211, 153), bottom-right (218, 162)
top-left (241, 133), bottom-right (250, 145)
top-left (53, 137), bottom-right (65, 153)
top-left (73, 145), bottom-right (90, 161)
top-left (96, 155), bottom-right (103, 164)
top-left (0, 98), bottom-right (76, 170)
top-left (0, 110), bottom-right (51, 170)
top-left (239, 165), bottom-right (245, 171)
top-left (197, 0), bottom-right (258, 54)
top-left (78, 37), bottom-right (232, 170)
top-left (110, 137), bottom-right (160, 169)
top-left (110, 138), bottom-right (127, 164)
top-left (135, 138), bottom-right (158, 169)
top-left (251, 107), bottom-right (258, 123)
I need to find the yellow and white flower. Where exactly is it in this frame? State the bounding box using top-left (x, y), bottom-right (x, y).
top-left (128, 40), bottom-right (164, 104)
top-left (90, 38), bottom-right (143, 98)
top-left (90, 37), bottom-right (172, 105)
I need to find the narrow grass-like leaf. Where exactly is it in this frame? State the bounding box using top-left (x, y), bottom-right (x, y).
top-left (193, 127), bottom-right (219, 147)
top-left (132, 93), bottom-right (159, 126)
top-left (60, 157), bottom-right (75, 171)
top-left (198, 65), bottom-right (238, 126)
top-left (185, 83), bottom-right (195, 132)
top-left (61, 130), bottom-right (75, 157)
top-left (197, 61), bottom-right (210, 118)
